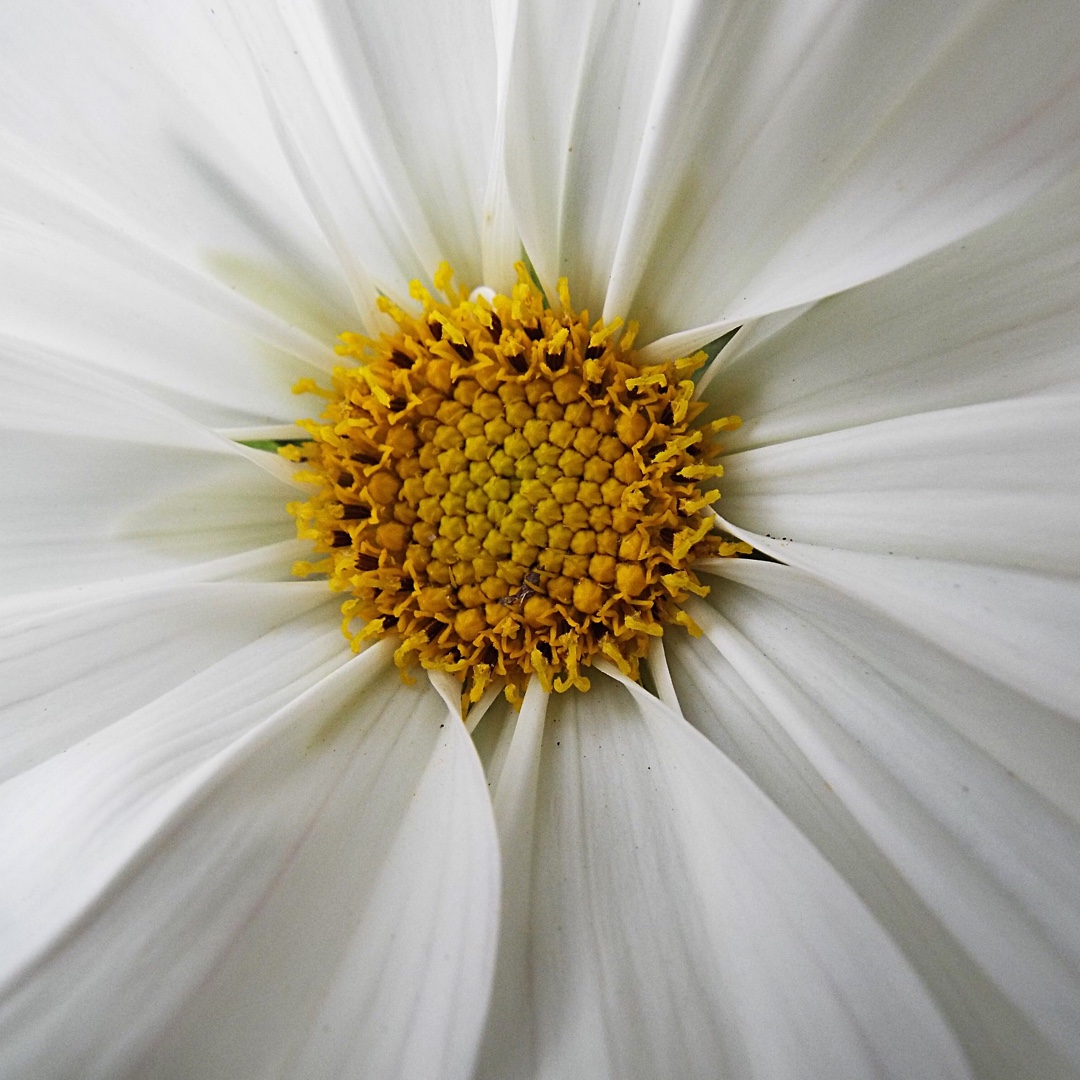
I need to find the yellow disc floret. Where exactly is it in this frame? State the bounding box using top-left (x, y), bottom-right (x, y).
top-left (286, 263), bottom-right (746, 708)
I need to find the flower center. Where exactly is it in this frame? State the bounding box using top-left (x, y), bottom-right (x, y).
top-left (285, 263), bottom-right (746, 708)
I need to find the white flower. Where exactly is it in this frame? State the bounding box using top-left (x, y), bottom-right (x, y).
top-left (1, 1), bottom-right (1079, 1079)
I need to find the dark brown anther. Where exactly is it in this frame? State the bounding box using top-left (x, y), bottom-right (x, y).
top-left (640, 444), bottom-right (660, 463)
top-left (390, 350), bottom-right (414, 368)
top-left (585, 344), bottom-right (605, 359)
top-left (340, 504), bottom-right (371, 520)
top-left (338, 472), bottom-right (354, 487)
top-left (331, 530), bottom-right (352, 548)
top-left (489, 313), bottom-right (502, 340)
top-left (535, 639), bottom-right (553, 662)
top-left (658, 528), bottom-right (676, 550)
top-left (399, 576), bottom-right (416, 592)
top-left (509, 569), bottom-right (541, 608)
top-left (429, 318), bottom-right (444, 340)
top-left (547, 349), bottom-right (565, 371)
top-left (351, 449), bottom-right (381, 464)
top-left (451, 339), bottom-right (473, 361)
top-left (356, 552), bottom-right (380, 571)
top-left (659, 404), bottom-right (674, 426)
top-left (525, 323), bottom-right (544, 341)
top-left (507, 353), bottom-right (529, 373)
top-left (388, 396), bottom-right (409, 412)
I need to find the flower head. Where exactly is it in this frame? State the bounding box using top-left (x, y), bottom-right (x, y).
top-left (2, 2), bottom-right (1080, 1079)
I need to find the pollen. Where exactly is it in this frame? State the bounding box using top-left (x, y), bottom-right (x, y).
top-left (286, 263), bottom-right (747, 708)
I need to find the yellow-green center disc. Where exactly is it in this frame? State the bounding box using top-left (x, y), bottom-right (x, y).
top-left (286, 263), bottom-right (746, 708)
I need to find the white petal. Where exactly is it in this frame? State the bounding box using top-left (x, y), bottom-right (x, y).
top-left (469, 694), bottom-right (517, 781)
top-left (713, 521), bottom-right (1080, 724)
top-left (680, 560), bottom-right (1080, 1075)
top-left (718, 393), bottom-right (1080, 573)
top-left (476, 678), bottom-right (548, 1079)
top-left (0, 538), bottom-right (306, 624)
top-left (504, 0), bottom-right (1080, 351)
top-left (0, 333), bottom-right (251, 447)
top-left (0, 611), bottom-right (355, 999)
top-left (0, 0), bottom-right (351, 424)
top-left (230, 0), bottom-right (508, 321)
top-left (216, 423), bottom-right (311, 442)
top-left (0, 343), bottom-right (296, 593)
top-left (1, 436), bottom-right (295, 593)
top-left (481, 0), bottom-right (525, 288)
top-left (0, 581), bottom-right (334, 783)
top-left (693, 302), bottom-right (816, 402)
top-left (502, 0), bottom-right (684, 319)
top-left (0, 641), bottom-right (501, 1080)
top-left (0, 177), bottom-right (336, 428)
top-left (702, 170), bottom-right (1080, 449)
top-left (0, 0), bottom-right (337, 283)
top-left (478, 669), bottom-right (970, 1080)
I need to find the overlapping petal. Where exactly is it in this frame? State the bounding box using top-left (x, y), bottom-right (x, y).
top-left (228, 0), bottom-right (518, 323)
top-left (478, 668), bottom-right (970, 1080)
top-left (504, 0), bottom-right (1080, 356)
top-left (0, 0), bottom-right (351, 424)
top-left (718, 393), bottom-right (1080, 573)
top-left (699, 170), bottom-right (1080, 449)
top-left (674, 561), bottom-right (1080, 1078)
top-left (0, 580), bottom-right (333, 784)
top-left (0, 339), bottom-right (299, 593)
top-left (0, 641), bottom-right (500, 1080)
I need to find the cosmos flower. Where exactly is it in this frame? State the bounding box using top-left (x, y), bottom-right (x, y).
top-left (1, 0), bottom-right (1080, 1078)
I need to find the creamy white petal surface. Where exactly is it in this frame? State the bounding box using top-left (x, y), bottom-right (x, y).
top-left (702, 171), bottom-right (1080, 449)
top-left (478, 669), bottom-right (971, 1080)
top-left (0, 641), bottom-right (500, 1080)
top-left (504, 0), bottom-right (1080, 355)
top-left (715, 529), bottom-right (1080, 725)
top-left (672, 562), bottom-right (1080, 1079)
top-left (709, 173), bottom-right (1080, 577)
top-left (0, 581), bottom-right (333, 783)
top-left (0, 340), bottom-right (298, 592)
top-left (229, 0), bottom-right (515, 323)
top-left (0, 207), bottom-right (334, 426)
top-left (719, 393), bottom-right (1080, 572)
top-left (0, 0), bottom-right (351, 425)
